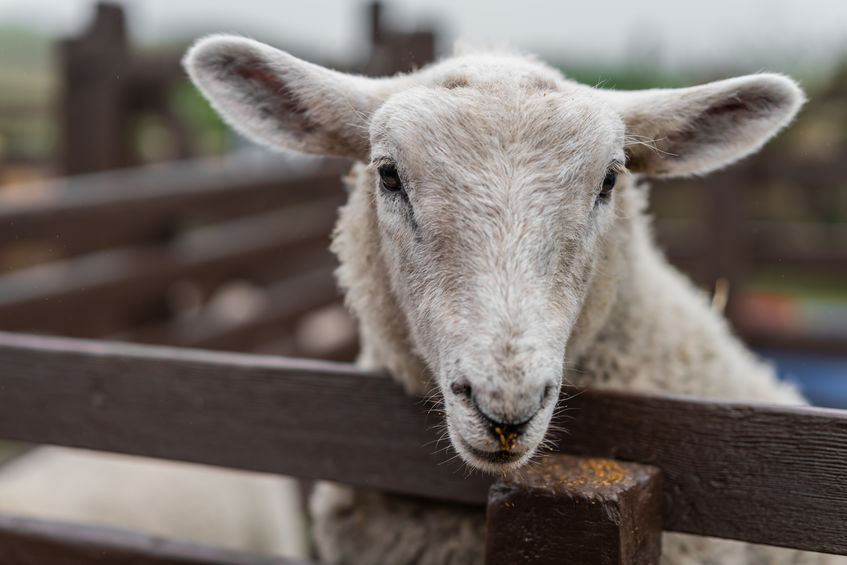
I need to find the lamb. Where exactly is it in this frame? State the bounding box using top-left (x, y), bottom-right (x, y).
top-left (183, 36), bottom-right (845, 564)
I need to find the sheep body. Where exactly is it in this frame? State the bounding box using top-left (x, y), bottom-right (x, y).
top-left (311, 160), bottom-right (840, 565)
top-left (180, 38), bottom-right (844, 562)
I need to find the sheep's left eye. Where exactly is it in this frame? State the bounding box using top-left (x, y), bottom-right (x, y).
top-left (598, 169), bottom-right (617, 201)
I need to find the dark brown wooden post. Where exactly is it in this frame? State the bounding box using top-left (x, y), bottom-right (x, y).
top-left (363, 1), bottom-right (436, 76)
top-left (57, 3), bottom-right (194, 175)
top-left (58, 2), bottom-right (131, 175)
top-left (485, 454), bottom-right (662, 565)
top-left (369, 1), bottom-right (384, 46)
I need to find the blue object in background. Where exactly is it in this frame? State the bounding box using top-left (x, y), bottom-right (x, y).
top-left (758, 349), bottom-right (847, 409)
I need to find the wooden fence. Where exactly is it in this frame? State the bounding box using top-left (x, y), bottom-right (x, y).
top-left (653, 156), bottom-right (847, 355)
top-left (58, 2), bottom-right (190, 175)
top-left (0, 155), bottom-right (356, 360)
top-left (0, 331), bottom-right (845, 564)
top-left (54, 1), bottom-right (436, 176)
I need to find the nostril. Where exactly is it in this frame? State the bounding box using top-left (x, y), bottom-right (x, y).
top-left (450, 381), bottom-right (472, 400)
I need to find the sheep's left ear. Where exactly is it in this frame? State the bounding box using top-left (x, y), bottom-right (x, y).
top-left (600, 74), bottom-right (805, 177)
top-left (183, 35), bottom-right (403, 160)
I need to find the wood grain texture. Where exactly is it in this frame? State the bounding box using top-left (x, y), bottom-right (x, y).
top-left (0, 332), bottom-right (845, 554)
top-left (556, 388), bottom-right (847, 554)
top-left (485, 455), bottom-right (662, 565)
top-left (0, 331), bottom-right (487, 503)
top-left (0, 512), bottom-right (310, 565)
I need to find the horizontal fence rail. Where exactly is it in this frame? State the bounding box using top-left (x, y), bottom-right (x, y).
top-left (0, 155), bottom-right (353, 358)
top-left (0, 200), bottom-right (342, 337)
top-left (124, 264), bottom-right (342, 351)
top-left (0, 156), bottom-right (349, 259)
top-left (0, 332), bottom-right (845, 555)
top-left (0, 512), bottom-right (310, 565)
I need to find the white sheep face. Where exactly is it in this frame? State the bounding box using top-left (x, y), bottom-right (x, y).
top-left (184, 36), bottom-right (804, 472)
top-left (368, 84), bottom-right (626, 468)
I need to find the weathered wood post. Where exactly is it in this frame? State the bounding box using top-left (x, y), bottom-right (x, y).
top-left (57, 2), bottom-right (191, 175)
top-left (485, 454), bottom-right (663, 565)
top-left (58, 2), bottom-right (131, 175)
top-left (364, 1), bottom-right (436, 76)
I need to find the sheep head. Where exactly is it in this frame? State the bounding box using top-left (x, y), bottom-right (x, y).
top-left (184, 36), bottom-right (804, 472)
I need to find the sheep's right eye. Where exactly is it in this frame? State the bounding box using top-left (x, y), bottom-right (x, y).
top-left (378, 164), bottom-right (403, 193)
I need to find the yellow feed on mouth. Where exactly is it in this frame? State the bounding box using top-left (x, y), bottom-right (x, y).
top-left (493, 426), bottom-right (518, 451)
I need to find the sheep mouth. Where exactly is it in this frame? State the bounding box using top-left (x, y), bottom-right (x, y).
top-left (455, 434), bottom-right (526, 466)
top-left (467, 446), bottom-right (524, 465)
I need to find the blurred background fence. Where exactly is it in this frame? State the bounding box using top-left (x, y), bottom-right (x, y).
top-left (0, 1), bottom-right (845, 406)
top-left (0, 1), bottom-right (438, 365)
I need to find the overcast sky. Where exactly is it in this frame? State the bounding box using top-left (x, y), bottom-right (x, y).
top-left (1, 0), bottom-right (846, 72)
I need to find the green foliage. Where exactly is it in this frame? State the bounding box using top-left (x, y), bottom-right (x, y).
top-left (169, 80), bottom-right (231, 156)
top-left (559, 64), bottom-right (692, 90)
top-left (750, 272), bottom-right (847, 303)
top-left (0, 26), bottom-right (54, 161)
top-left (0, 26), bottom-right (50, 74)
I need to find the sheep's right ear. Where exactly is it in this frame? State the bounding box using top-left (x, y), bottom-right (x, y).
top-left (183, 35), bottom-right (396, 160)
